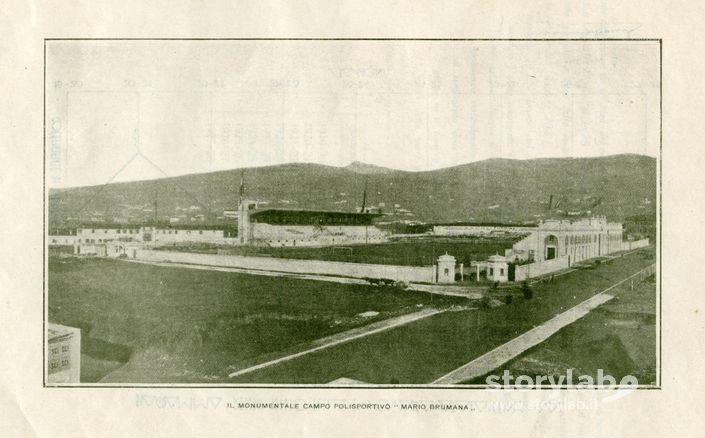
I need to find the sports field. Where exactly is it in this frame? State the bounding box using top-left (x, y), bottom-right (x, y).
top-left (47, 257), bottom-right (464, 383)
top-left (47, 247), bottom-right (655, 384)
top-left (472, 274), bottom-right (658, 385)
top-left (155, 236), bottom-right (521, 267)
top-left (229, 249), bottom-right (656, 384)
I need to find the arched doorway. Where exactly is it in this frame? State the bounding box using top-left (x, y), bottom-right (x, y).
top-left (544, 235), bottom-right (558, 260)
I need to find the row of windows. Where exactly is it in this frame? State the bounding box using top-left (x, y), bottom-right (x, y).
top-left (49, 359), bottom-right (70, 369)
top-left (50, 345), bottom-right (70, 355)
top-left (156, 229), bottom-right (207, 235)
top-left (80, 228), bottom-right (229, 235)
top-left (562, 232), bottom-right (621, 247)
top-left (488, 267), bottom-right (505, 276)
top-left (81, 229), bottom-right (139, 234)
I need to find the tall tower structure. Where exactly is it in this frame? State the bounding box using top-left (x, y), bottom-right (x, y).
top-left (237, 171), bottom-right (251, 245)
top-left (238, 201), bottom-right (251, 245)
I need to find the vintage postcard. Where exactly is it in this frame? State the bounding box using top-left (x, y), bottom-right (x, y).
top-left (44, 39), bottom-right (659, 388)
top-left (3, 1), bottom-right (705, 436)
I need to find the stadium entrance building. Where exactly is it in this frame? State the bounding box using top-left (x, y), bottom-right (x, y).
top-left (506, 216), bottom-right (624, 266)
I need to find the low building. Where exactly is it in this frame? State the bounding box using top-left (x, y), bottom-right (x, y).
top-left (106, 241), bottom-right (143, 258)
top-left (47, 323), bottom-right (81, 384)
top-left (487, 255), bottom-right (509, 283)
top-left (76, 242), bottom-right (107, 256)
top-left (48, 228), bottom-right (78, 246)
top-left (144, 224), bottom-right (238, 245)
top-left (52, 223), bottom-right (239, 249)
top-left (437, 253), bottom-right (457, 283)
top-left (75, 224), bottom-right (142, 245)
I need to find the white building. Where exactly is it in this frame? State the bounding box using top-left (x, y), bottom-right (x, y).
top-left (50, 223), bottom-right (240, 255)
top-left (437, 253), bottom-right (457, 283)
top-left (487, 255), bottom-right (509, 283)
top-left (506, 216), bottom-right (623, 266)
top-left (47, 323), bottom-right (81, 384)
top-left (48, 228), bottom-right (78, 246)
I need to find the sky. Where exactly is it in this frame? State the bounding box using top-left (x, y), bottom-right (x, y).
top-left (46, 40), bottom-right (660, 188)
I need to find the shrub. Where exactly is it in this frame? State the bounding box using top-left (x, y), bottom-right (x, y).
top-left (504, 294), bottom-right (513, 305)
top-left (521, 281), bottom-right (534, 300)
top-left (478, 296), bottom-right (492, 309)
top-left (394, 281), bottom-right (409, 290)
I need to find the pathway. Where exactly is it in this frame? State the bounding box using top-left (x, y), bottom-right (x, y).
top-left (228, 307), bottom-right (446, 378)
top-left (432, 263), bottom-right (655, 384)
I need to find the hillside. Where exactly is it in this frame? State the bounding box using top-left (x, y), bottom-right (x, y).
top-left (48, 154), bottom-right (657, 227)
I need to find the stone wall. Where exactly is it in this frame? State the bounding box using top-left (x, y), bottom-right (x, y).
top-left (621, 238), bottom-right (650, 251)
top-left (513, 257), bottom-right (571, 282)
top-left (135, 249), bottom-right (435, 283)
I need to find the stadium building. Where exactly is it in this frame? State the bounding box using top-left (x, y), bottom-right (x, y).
top-left (505, 216), bottom-right (624, 265)
top-left (237, 200), bottom-right (388, 247)
top-left (48, 206), bottom-right (387, 252)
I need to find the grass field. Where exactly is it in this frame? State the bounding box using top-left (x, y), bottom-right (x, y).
top-left (229, 249), bottom-right (656, 384)
top-left (470, 274), bottom-right (657, 385)
top-left (48, 257), bottom-right (465, 383)
top-left (155, 236), bottom-right (521, 267)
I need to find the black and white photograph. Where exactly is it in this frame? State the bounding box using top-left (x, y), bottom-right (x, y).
top-left (45, 39), bottom-right (659, 387)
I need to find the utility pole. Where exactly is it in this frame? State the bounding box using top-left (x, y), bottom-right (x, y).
top-left (360, 180), bottom-right (367, 213)
top-left (238, 170), bottom-right (245, 207)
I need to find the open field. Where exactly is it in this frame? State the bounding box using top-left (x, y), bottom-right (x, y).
top-left (47, 257), bottom-right (465, 383)
top-left (154, 236), bottom-right (521, 267)
top-left (230, 248), bottom-right (656, 384)
top-left (468, 274), bottom-right (657, 385)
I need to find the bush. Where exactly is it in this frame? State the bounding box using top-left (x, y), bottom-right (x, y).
top-left (478, 296), bottom-right (492, 309)
top-left (394, 281), bottom-right (409, 290)
top-left (521, 281), bottom-right (534, 300)
top-left (504, 294), bottom-right (513, 305)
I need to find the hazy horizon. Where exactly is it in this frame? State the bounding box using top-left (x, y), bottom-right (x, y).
top-left (46, 40), bottom-right (660, 188)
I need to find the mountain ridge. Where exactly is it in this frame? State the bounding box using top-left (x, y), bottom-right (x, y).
top-left (48, 154), bottom-right (657, 226)
top-left (49, 153), bottom-right (654, 191)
